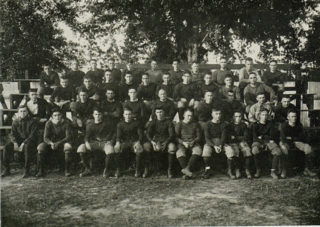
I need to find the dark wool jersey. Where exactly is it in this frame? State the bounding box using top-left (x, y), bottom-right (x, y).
top-left (244, 83), bottom-right (275, 105)
top-left (116, 120), bottom-right (143, 143)
top-left (228, 122), bottom-right (248, 143)
top-left (99, 82), bottom-right (119, 99)
top-left (196, 101), bottom-right (213, 122)
top-left (262, 69), bottom-right (286, 87)
top-left (212, 69), bottom-right (233, 85)
top-left (152, 99), bottom-right (176, 121)
top-left (146, 118), bottom-right (175, 143)
top-left (175, 121), bottom-right (201, 143)
top-left (137, 83), bottom-right (158, 101)
top-left (44, 119), bottom-right (72, 144)
top-left (156, 83), bottom-right (175, 98)
top-left (71, 100), bottom-right (96, 120)
top-left (76, 84), bottom-right (100, 99)
top-left (198, 82), bottom-right (220, 99)
top-left (85, 120), bottom-right (116, 143)
top-left (39, 71), bottom-right (60, 87)
top-left (100, 99), bottom-right (122, 122)
top-left (168, 69), bottom-right (183, 85)
top-left (66, 70), bottom-right (85, 88)
top-left (86, 69), bottom-right (104, 85)
top-left (219, 85), bottom-right (241, 101)
top-left (11, 117), bottom-right (38, 144)
top-left (26, 98), bottom-right (51, 120)
top-left (252, 121), bottom-right (276, 143)
top-left (222, 100), bottom-right (244, 121)
top-left (118, 83), bottom-right (139, 102)
top-left (190, 71), bottom-right (206, 85)
top-left (108, 68), bottom-right (122, 84)
top-left (204, 121), bottom-right (228, 146)
top-left (146, 69), bottom-right (163, 84)
top-left (122, 68), bottom-right (142, 85)
top-left (280, 121), bottom-right (305, 144)
top-left (173, 82), bottom-right (199, 102)
top-left (123, 99), bottom-right (146, 120)
top-left (274, 103), bottom-right (297, 123)
top-left (50, 85), bottom-right (76, 103)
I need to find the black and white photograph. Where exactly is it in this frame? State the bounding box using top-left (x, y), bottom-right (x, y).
top-left (1, 0), bottom-right (320, 226)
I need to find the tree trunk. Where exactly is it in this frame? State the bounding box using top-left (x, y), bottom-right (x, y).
top-left (187, 43), bottom-right (198, 64)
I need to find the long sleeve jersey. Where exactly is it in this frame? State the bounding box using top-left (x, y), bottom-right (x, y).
top-left (156, 83), bottom-right (175, 98)
top-left (244, 83), bottom-right (275, 106)
top-left (198, 82), bottom-right (220, 99)
top-left (280, 121), bottom-right (305, 144)
top-left (175, 121), bottom-right (201, 143)
top-left (274, 103), bottom-right (297, 124)
top-left (252, 121), bottom-right (276, 143)
top-left (39, 71), bottom-right (60, 87)
top-left (173, 82), bottom-right (199, 102)
top-left (11, 117), bottom-right (38, 144)
top-left (196, 101), bottom-right (213, 122)
top-left (219, 85), bottom-right (241, 101)
top-left (137, 83), bottom-right (158, 101)
top-left (26, 98), bottom-right (51, 120)
top-left (116, 120), bottom-right (143, 143)
top-left (71, 100), bottom-right (96, 120)
top-left (99, 82), bottom-right (119, 100)
top-left (86, 69), bottom-right (104, 85)
top-left (168, 70), bottom-right (183, 85)
top-left (212, 69), bottom-right (233, 86)
top-left (66, 70), bottom-right (85, 88)
top-left (118, 83), bottom-right (139, 102)
top-left (123, 100), bottom-right (146, 120)
top-left (76, 84), bottom-right (100, 100)
top-left (146, 118), bottom-right (175, 143)
top-left (100, 99), bottom-right (122, 122)
top-left (204, 121), bottom-right (228, 146)
top-left (44, 119), bottom-right (72, 144)
top-left (85, 120), bottom-right (116, 143)
top-left (228, 122), bottom-right (248, 143)
top-left (50, 85), bottom-right (76, 103)
top-left (151, 99), bottom-right (176, 121)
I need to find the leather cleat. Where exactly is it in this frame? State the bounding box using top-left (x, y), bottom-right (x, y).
top-left (203, 169), bottom-right (213, 179)
top-left (181, 167), bottom-right (193, 177)
top-left (65, 172), bottom-right (71, 177)
top-left (167, 169), bottom-right (173, 179)
top-left (245, 169), bottom-right (252, 179)
top-left (79, 169), bottom-right (91, 177)
top-left (254, 168), bottom-right (261, 178)
top-left (134, 170), bottom-right (141, 178)
top-left (21, 169), bottom-right (30, 179)
top-left (115, 168), bottom-right (121, 178)
top-left (35, 171), bottom-right (44, 178)
top-left (303, 168), bottom-right (317, 177)
top-left (103, 168), bottom-right (109, 178)
top-left (235, 169), bottom-right (241, 179)
top-left (281, 169), bottom-right (287, 179)
top-left (142, 167), bottom-right (149, 178)
top-left (270, 170), bottom-right (279, 180)
top-left (228, 169), bottom-right (236, 180)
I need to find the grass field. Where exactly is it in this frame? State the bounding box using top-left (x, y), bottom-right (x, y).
top-left (1, 166), bottom-right (320, 227)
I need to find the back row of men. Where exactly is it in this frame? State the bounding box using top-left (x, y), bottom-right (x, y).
top-left (1, 59), bottom-right (317, 180)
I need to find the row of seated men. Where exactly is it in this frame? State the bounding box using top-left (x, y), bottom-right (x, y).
top-left (1, 82), bottom-right (317, 180)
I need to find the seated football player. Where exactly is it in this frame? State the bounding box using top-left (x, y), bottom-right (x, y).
top-left (77, 107), bottom-right (117, 178)
top-left (221, 90), bottom-right (244, 122)
top-left (228, 110), bottom-right (252, 179)
top-left (100, 88), bottom-right (122, 125)
top-left (251, 108), bottom-right (282, 179)
top-left (168, 59), bottom-right (183, 85)
top-left (244, 72), bottom-right (275, 113)
top-left (202, 108), bottom-right (234, 179)
top-left (248, 92), bottom-right (274, 123)
top-left (122, 60), bottom-right (141, 85)
top-left (50, 76), bottom-right (76, 114)
top-left (123, 88), bottom-right (147, 124)
top-left (144, 107), bottom-right (176, 178)
top-left (156, 72), bottom-right (175, 100)
top-left (114, 108), bottom-right (145, 178)
top-left (105, 58), bottom-right (122, 84)
top-left (137, 73), bottom-right (157, 114)
top-left (99, 69), bottom-right (119, 100)
top-left (71, 88), bottom-right (95, 132)
top-left (274, 95), bottom-right (298, 125)
top-left (77, 75), bottom-right (100, 102)
top-left (279, 110), bottom-right (317, 178)
top-left (1, 105), bottom-right (38, 178)
top-left (190, 61), bottom-right (206, 85)
top-left (145, 60), bottom-right (163, 84)
top-left (119, 72), bottom-right (139, 102)
top-left (198, 73), bottom-right (220, 101)
top-left (219, 75), bottom-right (241, 102)
top-left (38, 64), bottom-right (60, 97)
top-left (212, 57), bottom-right (234, 86)
top-left (173, 71), bottom-right (199, 120)
top-left (36, 108), bottom-right (73, 177)
top-left (86, 59), bottom-right (104, 86)
top-left (66, 59), bottom-right (85, 89)
top-left (195, 91), bottom-right (215, 129)
top-left (175, 109), bottom-right (202, 179)
top-left (152, 89), bottom-right (176, 121)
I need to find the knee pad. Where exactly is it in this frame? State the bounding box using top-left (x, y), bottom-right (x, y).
top-left (77, 144), bottom-right (87, 153)
top-left (225, 145), bottom-right (235, 159)
top-left (303, 144), bottom-right (313, 155)
top-left (252, 144), bottom-right (261, 155)
top-left (143, 142), bottom-right (152, 152)
top-left (192, 145), bottom-right (202, 156)
top-left (202, 144), bottom-right (212, 157)
top-left (279, 142), bottom-right (289, 155)
top-left (37, 143), bottom-right (47, 154)
top-left (134, 142), bottom-right (144, 154)
top-left (176, 148), bottom-right (186, 159)
top-left (167, 143), bottom-right (176, 154)
top-left (267, 142), bottom-right (281, 156)
top-left (104, 144), bottom-right (115, 155)
top-left (64, 143), bottom-right (72, 152)
top-left (177, 101), bottom-right (185, 108)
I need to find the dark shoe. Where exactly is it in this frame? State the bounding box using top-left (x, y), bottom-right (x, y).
top-left (228, 169), bottom-right (236, 180)
top-left (254, 168), bottom-right (261, 178)
top-left (103, 168), bottom-right (109, 178)
top-left (203, 169), bottom-right (213, 179)
top-left (245, 169), bottom-right (252, 179)
top-left (35, 171), bottom-right (44, 178)
top-left (79, 169), bottom-right (91, 177)
top-left (182, 175), bottom-right (191, 180)
top-left (270, 170), bottom-right (279, 180)
top-left (142, 167), bottom-right (149, 178)
top-left (21, 169), bottom-right (30, 179)
top-left (181, 167), bottom-right (193, 177)
top-left (304, 168), bottom-right (317, 177)
top-left (167, 169), bottom-right (173, 179)
top-left (115, 168), bottom-right (121, 178)
top-left (1, 169), bottom-right (10, 177)
top-left (235, 169), bottom-right (241, 179)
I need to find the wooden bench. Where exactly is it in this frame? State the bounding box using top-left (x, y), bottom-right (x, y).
top-left (0, 109), bottom-right (18, 130)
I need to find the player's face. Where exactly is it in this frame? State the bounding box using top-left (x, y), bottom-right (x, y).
top-left (155, 109), bottom-right (164, 120)
top-left (212, 110), bottom-right (221, 121)
top-left (162, 75), bottom-right (170, 84)
top-left (60, 79), bottom-right (68, 88)
top-left (204, 74), bottom-right (212, 84)
top-left (249, 74), bottom-right (257, 84)
top-left (52, 112), bottom-right (62, 122)
top-left (233, 112), bottom-right (242, 123)
top-left (158, 90), bottom-right (167, 100)
top-left (126, 63), bottom-right (132, 70)
top-left (104, 71), bottom-right (112, 82)
top-left (128, 89), bottom-right (137, 99)
top-left (227, 92), bottom-right (235, 102)
top-left (43, 66), bottom-right (50, 74)
top-left (142, 75), bottom-right (149, 85)
top-left (123, 110), bottom-right (132, 122)
top-left (84, 79), bottom-right (92, 88)
top-left (257, 95), bottom-right (265, 104)
top-left (220, 59), bottom-right (227, 68)
top-left (79, 92), bottom-right (88, 103)
top-left (183, 111), bottom-right (193, 123)
top-left (287, 112), bottom-right (297, 123)
top-left (204, 92), bottom-right (213, 102)
top-left (106, 90), bottom-right (115, 100)
top-left (108, 60), bottom-right (115, 69)
top-left (90, 61), bottom-right (97, 69)
top-left (172, 61), bottom-right (179, 70)
top-left (281, 98), bottom-right (290, 108)
top-left (224, 77), bottom-right (232, 86)
top-left (245, 60), bottom-right (253, 70)
top-left (182, 73), bottom-right (191, 84)
top-left (71, 61), bottom-right (78, 70)
top-left (192, 63), bottom-right (199, 72)
top-left (18, 107), bottom-right (28, 119)
top-left (151, 61), bottom-right (157, 70)
top-left (93, 110), bottom-right (103, 122)
top-left (270, 62), bottom-right (277, 72)
top-left (125, 74), bottom-right (133, 83)
top-left (259, 111), bottom-right (268, 122)
top-left (28, 92), bottom-right (38, 101)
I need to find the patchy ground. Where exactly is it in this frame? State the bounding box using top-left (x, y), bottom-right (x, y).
top-left (1, 168), bottom-right (320, 227)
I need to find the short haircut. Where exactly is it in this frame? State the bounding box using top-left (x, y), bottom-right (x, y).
top-left (154, 106), bottom-right (164, 111)
top-left (123, 107), bottom-right (132, 113)
top-left (287, 109), bottom-right (297, 116)
top-left (125, 71), bottom-right (132, 76)
top-left (269, 59), bottom-right (277, 64)
top-left (28, 88), bottom-right (38, 93)
top-left (183, 70), bottom-right (191, 76)
top-left (172, 59), bottom-right (179, 63)
top-left (249, 72), bottom-right (257, 77)
top-left (256, 92), bottom-right (265, 97)
top-left (220, 57), bottom-right (227, 61)
top-left (204, 72), bottom-right (212, 78)
top-left (259, 108), bottom-right (269, 114)
top-left (83, 75), bottom-right (91, 81)
top-left (204, 90), bottom-right (213, 95)
top-left (105, 69), bottom-right (112, 74)
top-left (192, 61), bottom-right (199, 65)
top-left (141, 73), bottom-right (149, 78)
top-left (183, 108), bottom-right (193, 115)
top-left (151, 60), bottom-right (157, 63)
top-left (93, 107), bottom-right (103, 113)
top-left (128, 87), bottom-right (137, 92)
top-left (51, 108), bottom-right (61, 114)
top-left (17, 105), bottom-right (28, 111)
top-left (281, 95), bottom-right (291, 100)
top-left (60, 76), bottom-right (68, 81)
top-left (78, 88), bottom-right (88, 94)
top-left (162, 72), bottom-right (170, 77)
top-left (233, 109), bottom-right (243, 115)
top-left (245, 57), bottom-right (253, 62)
top-left (105, 88), bottom-right (115, 93)
top-left (158, 88), bottom-right (166, 94)
top-left (225, 75), bottom-right (233, 80)
top-left (212, 107), bottom-right (221, 113)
